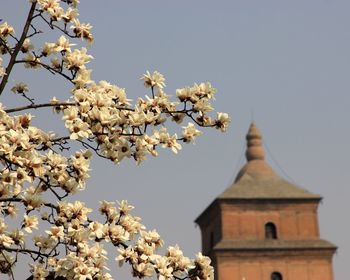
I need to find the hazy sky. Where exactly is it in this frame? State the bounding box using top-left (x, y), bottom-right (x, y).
top-left (1, 1), bottom-right (350, 279)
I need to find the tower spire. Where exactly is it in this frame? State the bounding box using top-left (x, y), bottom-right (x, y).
top-left (245, 122), bottom-right (265, 161)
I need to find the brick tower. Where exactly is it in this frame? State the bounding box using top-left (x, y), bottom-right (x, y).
top-left (195, 123), bottom-right (336, 280)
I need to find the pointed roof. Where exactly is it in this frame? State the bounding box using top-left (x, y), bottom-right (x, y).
top-left (219, 123), bottom-right (321, 200)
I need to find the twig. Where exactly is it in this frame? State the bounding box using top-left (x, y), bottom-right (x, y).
top-left (27, 23), bottom-right (43, 38)
top-left (77, 139), bottom-right (108, 159)
top-left (38, 13), bottom-right (76, 39)
top-left (20, 92), bottom-right (35, 105)
top-left (0, 37), bottom-right (13, 55)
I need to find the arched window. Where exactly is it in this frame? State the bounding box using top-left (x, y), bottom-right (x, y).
top-left (271, 272), bottom-right (283, 280)
top-left (265, 222), bottom-right (278, 239)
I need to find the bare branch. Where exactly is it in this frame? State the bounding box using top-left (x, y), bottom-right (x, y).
top-left (1, 247), bottom-right (52, 259)
top-left (0, 197), bottom-right (58, 211)
top-left (14, 59), bottom-right (75, 84)
top-left (27, 23), bottom-right (43, 38)
top-left (5, 102), bottom-right (76, 113)
top-left (0, 2), bottom-right (37, 96)
top-left (0, 37), bottom-right (13, 55)
top-left (76, 139), bottom-right (108, 159)
top-left (19, 92), bottom-right (35, 105)
top-left (38, 13), bottom-right (77, 39)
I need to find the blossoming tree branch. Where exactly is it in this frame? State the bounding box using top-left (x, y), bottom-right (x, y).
top-left (0, 1), bottom-right (230, 279)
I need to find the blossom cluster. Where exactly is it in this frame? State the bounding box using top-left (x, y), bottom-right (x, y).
top-left (0, 0), bottom-right (227, 279)
top-left (0, 106), bottom-right (91, 197)
top-left (0, 7), bottom-right (229, 165)
top-left (1, 197), bottom-right (214, 280)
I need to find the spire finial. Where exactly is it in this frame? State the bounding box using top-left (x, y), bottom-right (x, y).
top-left (245, 122), bottom-right (265, 161)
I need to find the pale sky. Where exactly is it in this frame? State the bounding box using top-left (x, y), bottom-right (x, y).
top-left (1, 1), bottom-right (350, 279)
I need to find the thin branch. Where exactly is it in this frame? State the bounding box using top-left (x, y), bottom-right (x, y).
top-left (0, 197), bottom-right (58, 211)
top-left (14, 60), bottom-right (75, 84)
top-left (47, 185), bottom-right (68, 201)
top-left (77, 139), bottom-right (108, 159)
top-left (8, 34), bottom-right (19, 44)
top-left (1, 247), bottom-right (51, 259)
top-left (5, 102), bottom-right (76, 113)
top-left (20, 92), bottom-right (35, 105)
top-left (4, 101), bottom-right (135, 114)
top-left (184, 111), bottom-right (215, 128)
top-left (0, 2), bottom-right (37, 96)
top-left (38, 13), bottom-right (76, 39)
top-left (27, 23), bottom-right (43, 38)
top-left (115, 106), bottom-right (135, 112)
top-left (0, 37), bottom-right (13, 55)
